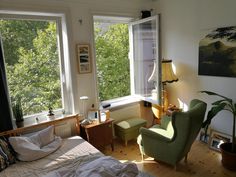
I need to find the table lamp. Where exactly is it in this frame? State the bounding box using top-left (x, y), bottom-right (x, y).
top-left (162, 59), bottom-right (178, 111)
top-left (80, 96), bottom-right (89, 120)
top-left (148, 59), bottom-right (178, 111)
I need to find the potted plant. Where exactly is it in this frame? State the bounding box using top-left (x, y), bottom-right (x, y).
top-left (200, 91), bottom-right (236, 170)
top-left (12, 99), bottom-right (24, 128)
top-left (47, 105), bottom-right (55, 119)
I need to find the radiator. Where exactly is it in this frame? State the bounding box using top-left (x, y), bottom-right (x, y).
top-left (54, 122), bottom-right (72, 138)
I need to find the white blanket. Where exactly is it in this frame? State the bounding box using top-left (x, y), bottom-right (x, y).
top-left (44, 156), bottom-right (139, 177)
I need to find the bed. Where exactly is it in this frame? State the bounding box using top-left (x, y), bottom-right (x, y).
top-left (0, 136), bottom-right (152, 177)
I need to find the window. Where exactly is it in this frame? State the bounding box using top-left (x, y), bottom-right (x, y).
top-left (93, 15), bottom-right (161, 104)
top-left (0, 11), bottom-right (73, 118)
top-left (93, 16), bottom-right (131, 101)
top-left (129, 16), bottom-right (161, 102)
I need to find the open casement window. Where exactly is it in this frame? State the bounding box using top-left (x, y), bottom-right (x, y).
top-left (94, 15), bottom-right (161, 105)
top-left (129, 15), bottom-right (161, 104)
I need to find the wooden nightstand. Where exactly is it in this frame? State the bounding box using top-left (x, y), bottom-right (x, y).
top-left (80, 119), bottom-right (114, 151)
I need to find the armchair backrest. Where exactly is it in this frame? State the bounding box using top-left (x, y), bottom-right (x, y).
top-left (171, 99), bottom-right (207, 162)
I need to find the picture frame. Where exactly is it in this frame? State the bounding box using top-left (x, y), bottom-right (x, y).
top-left (76, 44), bottom-right (92, 74)
top-left (199, 129), bottom-right (210, 144)
top-left (198, 26), bottom-right (236, 78)
top-left (208, 130), bottom-right (232, 152)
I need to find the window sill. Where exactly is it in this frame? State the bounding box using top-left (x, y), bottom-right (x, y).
top-left (101, 96), bottom-right (140, 111)
top-left (101, 95), bottom-right (159, 111)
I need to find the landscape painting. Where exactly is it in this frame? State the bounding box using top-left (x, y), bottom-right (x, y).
top-left (198, 26), bottom-right (236, 77)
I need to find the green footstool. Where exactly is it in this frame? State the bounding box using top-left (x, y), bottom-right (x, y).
top-left (115, 118), bottom-right (147, 146)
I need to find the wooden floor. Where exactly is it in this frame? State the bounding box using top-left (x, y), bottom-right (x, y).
top-left (101, 139), bottom-right (236, 177)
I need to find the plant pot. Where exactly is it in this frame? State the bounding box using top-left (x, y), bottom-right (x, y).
top-left (220, 142), bottom-right (236, 171)
top-left (15, 120), bottom-right (24, 128)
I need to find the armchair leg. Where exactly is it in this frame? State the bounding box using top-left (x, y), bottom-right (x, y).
top-left (184, 153), bottom-right (188, 163)
top-left (174, 165), bottom-right (177, 171)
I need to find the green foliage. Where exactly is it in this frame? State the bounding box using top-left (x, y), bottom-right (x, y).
top-left (0, 19), bottom-right (48, 65)
top-left (1, 19), bottom-right (61, 116)
top-left (94, 23), bottom-right (130, 101)
top-left (200, 91), bottom-right (236, 152)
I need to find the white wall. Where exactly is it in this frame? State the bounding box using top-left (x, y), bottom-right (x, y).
top-left (0, 0), bottom-right (154, 114)
top-left (156, 0), bottom-right (236, 135)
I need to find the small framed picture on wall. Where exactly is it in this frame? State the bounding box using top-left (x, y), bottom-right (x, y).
top-left (76, 44), bottom-right (92, 74)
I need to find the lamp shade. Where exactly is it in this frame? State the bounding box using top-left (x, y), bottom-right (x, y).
top-left (162, 59), bottom-right (178, 84)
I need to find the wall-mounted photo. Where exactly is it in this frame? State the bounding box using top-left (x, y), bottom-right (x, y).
top-left (208, 130), bottom-right (232, 152)
top-left (198, 26), bottom-right (236, 77)
top-left (77, 44), bottom-right (92, 74)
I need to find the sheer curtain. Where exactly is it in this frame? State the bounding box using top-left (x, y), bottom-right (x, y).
top-left (0, 36), bottom-right (13, 132)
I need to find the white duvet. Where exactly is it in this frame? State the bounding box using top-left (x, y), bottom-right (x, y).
top-left (44, 156), bottom-right (139, 177)
top-left (0, 136), bottom-right (152, 177)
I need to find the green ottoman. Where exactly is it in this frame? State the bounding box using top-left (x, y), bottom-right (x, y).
top-left (115, 118), bottom-right (147, 146)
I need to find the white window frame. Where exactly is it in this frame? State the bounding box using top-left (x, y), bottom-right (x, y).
top-left (93, 15), bottom-right (133, 104)
top-left (92, 15), bottom-right (161, 108)
top-left (0, 10), bottom-right (75, 119)
top-left (129, 15), bottom-right (161, 104)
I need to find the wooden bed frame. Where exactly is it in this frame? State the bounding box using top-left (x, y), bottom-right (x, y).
top-left (0, 114), bottom-right (80, 137)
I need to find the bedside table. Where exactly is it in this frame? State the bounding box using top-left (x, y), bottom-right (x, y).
top-left (80, 119), bottom-right (114, 151)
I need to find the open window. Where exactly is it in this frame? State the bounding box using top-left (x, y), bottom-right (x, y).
top-left (93, 15), bottom-right (161, 105)
top-left (129, 15), bottom-right (161, 103)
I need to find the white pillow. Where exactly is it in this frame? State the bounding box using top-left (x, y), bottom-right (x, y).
top-left (30, 125), bottom-right (55, 147)
top-left (9, 126), bottom-right (62, 161)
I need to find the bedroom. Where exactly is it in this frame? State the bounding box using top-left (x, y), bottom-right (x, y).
top-left (0, 0), bottom-right (236, 176)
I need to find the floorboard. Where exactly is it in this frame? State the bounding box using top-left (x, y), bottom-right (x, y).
top-left (101, 139), bottom-right (236, 177)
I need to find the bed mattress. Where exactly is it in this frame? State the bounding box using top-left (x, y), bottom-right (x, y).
top-left (1, 136), bottom-right (102, 177)
top-left (0, 136), bottom-right (152, 177)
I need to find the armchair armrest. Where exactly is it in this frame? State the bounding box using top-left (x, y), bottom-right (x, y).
top-left (140, 127), bottom-right (171, 143)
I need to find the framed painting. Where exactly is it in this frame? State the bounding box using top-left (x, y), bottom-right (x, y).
top-left (198, 26), bottom-right (236, 77)
top-left (208, 129), bottom-right (232, 152)
top-left (77, 44), bottom-right (92, 74)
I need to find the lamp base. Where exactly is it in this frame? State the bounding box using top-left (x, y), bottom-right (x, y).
top-left (151, 89), bottom-right (168, 112)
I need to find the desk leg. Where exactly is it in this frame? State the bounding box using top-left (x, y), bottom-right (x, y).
top-left (111, 139), bottom-right (114, 151)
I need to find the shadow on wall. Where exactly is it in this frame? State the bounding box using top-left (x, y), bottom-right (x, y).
top-left (168, 61), bottom-right (201, 111)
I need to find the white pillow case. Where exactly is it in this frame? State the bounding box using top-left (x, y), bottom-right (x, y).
top-left (9, 126), bottom-right (62, 161)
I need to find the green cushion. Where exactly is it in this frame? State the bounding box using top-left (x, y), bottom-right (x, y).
top-left (115, 118), bottom-right (147, 142)
top-left (116, 118), bottom-right (146, 129)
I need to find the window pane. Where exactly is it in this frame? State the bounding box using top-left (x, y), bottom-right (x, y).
top-left (0, 19), bottom-right (62, 116)
top-left (94, 22), bottom-right (130, 101)
top-left (131, 19), bottom-right (158, 97)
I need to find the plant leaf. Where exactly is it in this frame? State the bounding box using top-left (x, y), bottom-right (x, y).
top-left (200, 91), bottom-right (232, 102)
top-left (212, 99), bottom-right (228, 105)
top-left (202, 102), bottom-right (227, 128)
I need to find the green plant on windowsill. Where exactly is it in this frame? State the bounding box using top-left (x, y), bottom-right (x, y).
top-left (12, 99), bottom-right (24, 127)
top-left (200, 91), bottom-right (236, 170)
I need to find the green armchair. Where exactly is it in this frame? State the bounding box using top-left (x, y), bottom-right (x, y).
top-left (137, 99), bottom-right (207, 167)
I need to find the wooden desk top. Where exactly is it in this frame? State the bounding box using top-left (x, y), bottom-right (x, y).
top-left (81, 118), bottom-right (114, 129)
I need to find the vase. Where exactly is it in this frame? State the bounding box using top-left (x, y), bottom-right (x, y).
top-left (220, 142), bottom-right (236, 171)
top-left (15, 120), bottom-right (24, 128)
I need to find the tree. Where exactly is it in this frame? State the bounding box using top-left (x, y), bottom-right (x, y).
top-left (0, 19), bottom-right (48, 65)
top-left (206, 26), bottom-right (236, 42)
top-left (5, 22), bottom-right (61, 115)
top-left (94, 23), bottom-right (130, 101)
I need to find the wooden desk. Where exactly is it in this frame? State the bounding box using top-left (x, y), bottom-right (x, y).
top-left (80, 119), bottom-right (114, 151)
top-left (0, 114), bottom-right (80, 136)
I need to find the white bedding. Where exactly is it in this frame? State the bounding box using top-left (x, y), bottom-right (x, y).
top-left (0, 136), bottom-right (152, 177)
